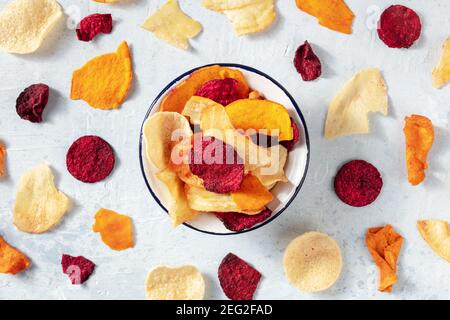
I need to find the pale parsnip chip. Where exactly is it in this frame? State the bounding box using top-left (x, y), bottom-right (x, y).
top-left (252, 144), bottom-right (288, 189)
top-left (13, 163), bottom-right (71, 234)
top-left (417, 220), bottom-right (450, 263)
top-left (0, 0), bottom-right (62, 54)
top-left (432, 37), bottom-right (450, 89)
top-left (324, 68), bottom-right (388, 140)
top-left (146, 265), bottom-right (205, 300)
top-left (142, 0), bottom-right (202, 50)
top-left (223, 0), bottom-right (276, 35)
top-left (182, 96), bottom-right (220, 125)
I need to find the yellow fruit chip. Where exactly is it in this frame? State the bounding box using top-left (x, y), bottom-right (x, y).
top-left (13, 163), bottom-right (71, 234)
top-left (142, 0), bottom-right (202, 50)
top-left (432, 37), bottom-right (450, 89)
top-left (71, 41), bottom-right (133, 110)
top-left (93, 208), bottom-right (134, 251)
top-left (0, 236), bottom-right (31, 274)
top-left (417, 220), bottom-right (450, 263)
top-left (145, 265), bottom-right (205, 300)
top-left (324, 68), bottom-right (388, 140)
top-left (0, 0), bottom-right (63, 54)
top-left (230, 174), bottom-right (274, 212)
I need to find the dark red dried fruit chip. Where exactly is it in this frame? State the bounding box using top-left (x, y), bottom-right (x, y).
top-left (377, 5), bottom-right (421, 49)
top-left (294, 41), bottom-right (322, 81)
top-left (190, 136), bottom-right (244, 194)
top-left (334, 160), bottom-right (383, 207)
top-left (215, 208), bottom-right (272, 232)
top-left (66, 135), bottom-right (115, 183)
top-left (16, 84), bottom-right (49, 123)
top-left (195, 78), bottom-right (240, 106)
top-left (76, 14), bottom-right (113, 42)
top-left (61, 254), bottom-right (95, 285)
top-left (281, 118), bottom-right (300, 151)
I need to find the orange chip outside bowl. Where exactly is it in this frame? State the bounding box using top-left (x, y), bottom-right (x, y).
top-left (0, 236), bottom-right (31, 274)
top-left (93, 208), bottom-right (134, 250)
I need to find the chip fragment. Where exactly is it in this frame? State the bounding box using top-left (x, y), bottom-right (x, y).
top-left (146, 265), bottom-right (205, 300)
top-left (61, 254), bottom-right (96, 285)
top-left (432, 37), bottom-right (450, 89)
top-left (215, 208), bottom-right (272, 232)
top-left (366, 225), bottom-right (404, 292)
top-left (195, 78), bottom-right (241, 106)
top-left (16, 84), bottom-right (49, 123)
top-left (71, 41), bottom-right (133, 110)
top-left (231, 174), bottom-right (273, 212)
top-left (417, 220), bottom-right (450, 263)
top-left (280, 118), bottom-right (300, 151)
top-left (142, 0), bottom-right (202, 50)
top-left (283, 232), bottom-right (342, 292)
top-left (13, 163), bottom-right (71, 234)
top-left (294, 41), bottom-right (321, 81)
top-left (0, 236), bottom-right (31, 274)
top-left (403, 115), bottom-right (434, 186)
top-left (66, 135), bottom-right (115, 183)
top-left (76, 13), bottom-right (112, 42)
top-left (0, 0), bottom-right (63, 54)
top-left (0, 143), bottom-right (5, 177)
top-left (218, 253), bottom-right (261, 300)
top-left (92, 208), bottom-right (134, 251)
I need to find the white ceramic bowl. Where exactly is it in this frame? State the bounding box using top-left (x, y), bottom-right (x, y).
top-left (139, 64), bottom-right (310, 235)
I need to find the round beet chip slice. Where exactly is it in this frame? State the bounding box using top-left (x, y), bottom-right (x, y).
top-left (16, 84), bottom-right (49, 123)
top-left (218, 253), bottom-right (262, 300)
top-left (195, 78), bottom-right (241, 106)
top-left (377, 5), bottom-right (421, 49)
top-left (66, 135), bottom-right (115, 183)
top-left (334, 160), bottom-right (383, 207)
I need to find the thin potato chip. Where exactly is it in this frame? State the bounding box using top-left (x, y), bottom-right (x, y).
top-left (417, 220), bottom-right (450, 263)
top-left (13, 163), bottom-right (71, 234)
top-left (146, 265), bottom-right (205, 300)
top-left (252, 144), bottom-right (288, 189)
top-left (0, 236), bottom-right (31, 274)
top-left (0, 143), bottom-right (5, 177)
top-left (432, 37), bottom-right (450, 89)
top-left (182, 96), bottom-right (220, 125)
top-left (0, 0), bottom-right (63, 54)
top-left (92, 208), bottom-right (134, 251)
top-left (202, 0), bottom-right (259, 11)
top-left (142, 0), bottom-right (202, 50)
top-left (324, 68), bottom-right (388, 140)
top-left (71, 41), bottom-right (133, 110)
top-left (230, 174), bottom-right (273, 212)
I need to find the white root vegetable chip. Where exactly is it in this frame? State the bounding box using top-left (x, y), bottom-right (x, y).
top-left (324, 68), bottom-right (388, 140)
top-left (13, 163), bottom-right (71, 233)
top-left (0, 0), bottom-right (63, 54)
top-left (432, 37), bottom-right (450, 89)
top-left (417, 220), bottom-right (450, 263)
top-left (146, 265), bottom-right (205, 300)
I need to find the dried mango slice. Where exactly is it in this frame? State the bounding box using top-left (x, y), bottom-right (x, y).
top-left (225, 99), bottom-right (293, 141)
top-left (160, 65), bottom-right (250, 113)
top-left (295, 0), bottom-right (354, 34)
top-left (92, 208), bottom-right (134, 251)
top-left (71, 41), bottom-right (133, 110)
top-left (366, 225), bottom-right (403, 292)
top-left (432, 37), bottom-right (450, 89)
top-left (0, 143), bottom-right (5, 177)
top-left (403, 115), bottom-right (434, 186)
top-left (0, 236), bottom-right (30, 274)
top-left (231, 174), bottom-right (274, 212)
top-left (417, 220), bottom-right (450, 263)
top-left (142, 0), bottom-right (202, 50)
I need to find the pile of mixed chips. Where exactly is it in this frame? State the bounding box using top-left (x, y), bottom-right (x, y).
top-left (143, 65), bottom-right (300, 231)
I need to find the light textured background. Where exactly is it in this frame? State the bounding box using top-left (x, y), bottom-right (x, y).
top-left (0, 0), bottom-right (449, 300)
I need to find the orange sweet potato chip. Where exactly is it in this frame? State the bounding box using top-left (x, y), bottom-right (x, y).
top-left (71, 41), bottom-right (133, 110)
top-left (225, 99), bottom-right (293, 141)
top-left (0, 236), bottom-right (31, 274)
top-left (0, 143), bottom-right (5, 177)
top-left (231, 174), bottom-right (274, 213)
top-left (403, 115), bottom-right (434, 186)
top-left (366, 225), bottom-right (403, 293)
top-left (295, 0), bottom-right (355, 34)
top-left (92, 208), bottom-right (134, 251)
top-left (160, 65), bottom-right (250, 113)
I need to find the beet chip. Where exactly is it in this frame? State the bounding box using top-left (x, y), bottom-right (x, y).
top-left (66, 135), bottom-right (115, 183)
top-left (215, 208), bottom-right (272, 232)
top-left (334, 160), bottom-right (383, 207)
top-left (16, 84), bottom-right (49, 123)
top-left (195, 78), bottom-right (240, 106)
top-left (294, 41), bottom-right (322, 81)
top-left (76, 14), bottom-right (113, 42)
top-left (281, 118), bottom-right (300, 151)
top-left (377, 5), bottom-right (421, 49)
top-left (218, 253), bottom-right (262, 300)
top-left (190, 136), bottom-right (244, 194)
top-left (61, 254), bottom-right (95, 285)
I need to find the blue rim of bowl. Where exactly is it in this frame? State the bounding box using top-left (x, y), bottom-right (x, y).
top-left (139, 63), bottom-right (310, 236)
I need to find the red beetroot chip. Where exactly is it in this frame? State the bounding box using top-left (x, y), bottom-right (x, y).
top-left (377, 5), bottom-right (421, 48)
top-left (76, 14), bottom-right (113, 42)
top-left (66, 135), bottom-right (115, 183)
top-left (334, 160), bottom-right (383, 207)
top-left (61, 254), bottom-right (95, 285)
top-left (190, 136), bottom-right (244, 194)
top-left (218, 253), bottom-right (262, 300)
top-left (195, 78), bottom-right (240, 106)
top-left (215, 208), bottom-right (272, 232)
top-left (294, 41), bottom-right (322, 81)
top-left (281, 118), bottom-right (300, 151)
top-left (16, 84), bottom-right (49, 123)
